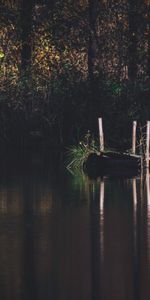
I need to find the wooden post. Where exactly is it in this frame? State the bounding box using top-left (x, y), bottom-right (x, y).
top-left (132, 121), bottom-right (137, 154)
top-left (146, 121), bottom-right (150, 168)
top-left (98, 118), bottom-right (104, 152)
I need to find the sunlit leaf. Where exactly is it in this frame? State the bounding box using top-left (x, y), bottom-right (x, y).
top-left (0, 52), bottom-right (4, 58)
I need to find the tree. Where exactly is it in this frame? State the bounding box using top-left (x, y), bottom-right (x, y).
top-left (21, 0), bottom-right (34, 75)
top-left (128, 0), bottom-right (138, 81)
top-left (146, 3), bottom-right (150, 77)
top-left (88, 0), bottom-right (100, 82)
top-left (47, 0), bottom-right (55, 10)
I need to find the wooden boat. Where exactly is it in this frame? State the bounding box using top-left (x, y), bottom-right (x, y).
top-left (83, 152), bottom-right (141, 177)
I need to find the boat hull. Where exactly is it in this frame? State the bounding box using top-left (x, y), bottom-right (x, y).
top-left (84, 153), bottom-right (141, 178)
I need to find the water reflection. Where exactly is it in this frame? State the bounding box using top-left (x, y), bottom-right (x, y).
top-left (92, 174), bottom-right (150, 300)
top-left (1, 162), bottom-right (150, 300)
top-left (133, 178), bottom-right (137, 260)
top-left (143, 171), bottom-right (150, 300)
top-left (146, 171), bottom-right (150, 265)
top-left (99, 180), bottom-right (104, 262)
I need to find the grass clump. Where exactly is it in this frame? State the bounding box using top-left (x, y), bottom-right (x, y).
top-left (66, 131), bottom-right (99, 171)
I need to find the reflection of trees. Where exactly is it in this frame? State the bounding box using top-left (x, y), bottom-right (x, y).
top-left (1, 169), bottom-right (150, 300)
top-left (0, 168), bottom-right (58, 299)
top-left (0, 184), bottom-right (23, 216)
top-left (0, 216), bottom-right (23, 299)
top-left (0, 168), bottom-right (93, 300)
top-left (0, 180), bottom-right (56, 217)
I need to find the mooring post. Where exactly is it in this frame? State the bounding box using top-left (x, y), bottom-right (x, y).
top-left (98, 118), bottom-right (104, 152)
top-left (146, 121), bottom-right (150, 168)
top-left (132, 121), bottom-right (137, 154)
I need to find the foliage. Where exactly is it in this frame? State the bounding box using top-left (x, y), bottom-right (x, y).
top-left (1, 0), bottom-right (150, 150)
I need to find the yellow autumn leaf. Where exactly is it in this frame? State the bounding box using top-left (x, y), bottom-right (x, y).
top-left (0, 51), bottom-right (4, 58)
top-left (55, 54), bottom-right (60, 60)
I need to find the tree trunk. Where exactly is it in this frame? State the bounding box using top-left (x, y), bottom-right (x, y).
top-left (88, 0), bottom-right (101, 131)
top-left (88, 0), bottom-right (99, 82)
top-left (21, 0), bottom-right (34, 75)
top-left (147, 6), bottom-right (150, 77)
top-left (128, 0), bottom-right (138, 81)
top-left (47, 0), bottom-right (55, 10)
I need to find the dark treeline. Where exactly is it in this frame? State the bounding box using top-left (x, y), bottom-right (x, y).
top-left (1, 0), bottom-right (150, 152)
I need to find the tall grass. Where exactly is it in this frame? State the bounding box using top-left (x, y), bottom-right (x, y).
top-left (66, 132), bottom-right (99, 171)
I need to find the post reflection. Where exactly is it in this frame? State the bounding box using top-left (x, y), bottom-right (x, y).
top-left (99, 180), bottom-right (104, 263)
top-left (98, 178), bottom-right (135, 300)
top-left (90, 179), bottom-right (105, 300)
top-left (138, 170), bottom-right (150, 300)
top-left (133, 178), bottom-right (137, 255)
top-left (146, 170), bottom-right (150, 266)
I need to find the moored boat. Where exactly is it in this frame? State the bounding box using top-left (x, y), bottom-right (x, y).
top-left (83, 152), bottom-right (141, 177)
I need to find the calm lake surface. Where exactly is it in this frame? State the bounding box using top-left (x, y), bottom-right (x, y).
top-left (0, 157), bottom-right (150, 300)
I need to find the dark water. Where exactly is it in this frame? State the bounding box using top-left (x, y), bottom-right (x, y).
top-left (0, 158), bottom-right (150, 300)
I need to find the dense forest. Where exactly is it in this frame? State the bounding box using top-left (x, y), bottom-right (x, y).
top-left (1, 0), bottom-right (150, 152)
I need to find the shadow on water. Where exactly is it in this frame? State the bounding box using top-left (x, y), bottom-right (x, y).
top-left (0, 154), bottom-right (150, 300)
